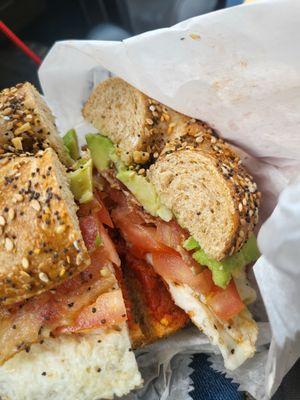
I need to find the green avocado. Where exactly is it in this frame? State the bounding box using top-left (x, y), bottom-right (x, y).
top-left (63, 129), bottom-right (80, 160)
top-left (183, 236), bottom-right (200, 251)
top-left (186, 234), bottom-right (260, 288)
top-left (68, 159), bottom-right (93, 204)
top-left (116, 169), bottom-right (172, 221)
top-left (86, 133), bottom-right (114, 171)
top-left (86, 133), bottom-right (172, 221)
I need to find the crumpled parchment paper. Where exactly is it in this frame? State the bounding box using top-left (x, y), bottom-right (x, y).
top-left (38, 0), bottom-right (300, 398)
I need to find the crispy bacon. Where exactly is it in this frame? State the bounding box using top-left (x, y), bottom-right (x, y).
top-left (0, 209), bottom-right (126, 365)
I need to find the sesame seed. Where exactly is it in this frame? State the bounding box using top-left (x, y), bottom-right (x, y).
top-left (100, 268), bottom-right (110, 277)
top-left (39, 272), bottom-right (49, 283)
top-left (76, 254), bottom-right (82, 265)
top-left (55, 225), bottom-right (65, 234)
top-left (211, 136), bottom-right (217, 144)
top-left (13, 193), bottom-right (23, 203)
top-left (59, 268), bottom-right (66, 277)
top-left (8, 208), bottom-right (15, 221)
top-left (146, 118), bottom-right (153, 125)
top-left (195, 136), bottom-right (204, 143)
top-left (0, 216), bottom-right (6, 226)
top-left (14, 122), bottom-right (31, 135)
top-left (149, 105), bottom-right (156, 112)
top-left (167, 122), bottom-right (175, 134)
top-left (73, 240), bottom-right (79, 251)
top-left (242, 198), bottom-right (247, 206)
top-left (22, 257), bottom-right (29, 269)
top-left (5, 237), bottom-right (14, 252)
top-left (11, 137), bottom-right (23, 150)
top-left (30, 199), bottom-right (41, 211)
top-left (24, 114), bottom-right (33, 122)
top-left (2, 107), bottom-right (12, 116)
top-left (238, 203), bottom-right (243, 212)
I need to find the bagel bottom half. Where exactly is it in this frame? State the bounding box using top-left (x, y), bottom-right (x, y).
top-left (0, 323), bottom-right (142, 400)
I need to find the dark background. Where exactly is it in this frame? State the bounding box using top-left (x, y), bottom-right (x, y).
top-left (0, 0), bottom-right (298, 399)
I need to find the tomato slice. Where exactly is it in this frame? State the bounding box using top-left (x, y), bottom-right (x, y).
top-left (97, 221), bottom-right (120, 266)
top-left (79, 214), bottom-right (99, 251)
top-left (95, 191), bottom-right (114, 228)
top-left (206, 280), bottom-right (245, 321)
top-left (151, 251), bottom-right (214, 295)
top-left (112, 211), bottom-right (168, 253)
top-left (79, 213), bottom-right (120, 266)
top-left (156, 220), bottom-right (186, 249)
top-left (77, 198), bottom-right (101, 218)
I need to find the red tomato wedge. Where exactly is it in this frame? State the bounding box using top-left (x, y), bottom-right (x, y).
top-left (79, 213), bottom-right (120, 266)
top-left (97, 221), bottom-right (120, 266)
top-left (151, 251), bottom-right (214, 295)
top-left (112, 213), bottom-right (167, 254)
top-left (111, 202), bottom-right (144, 226)
top-left (58, 289), bottom-right (127, 333)
top-left (77, 198), bottom-right (101, 217)
top-left (156, 220), bottom-right (186, 249)
top-left (206, 280), bottom-right (245, 321)
top-left (95, 191), bottom-right (114, 228)
top-left (79, 214), bottom-right (99, 250)
top-left (78, 195), bottom-right (114, 228)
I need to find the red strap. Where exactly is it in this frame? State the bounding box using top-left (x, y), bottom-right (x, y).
top-left (0, 20), bottom-right (42, 65)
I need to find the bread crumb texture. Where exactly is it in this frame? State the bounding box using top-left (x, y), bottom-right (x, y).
top-left (0, 323), bottom-right (142, 400)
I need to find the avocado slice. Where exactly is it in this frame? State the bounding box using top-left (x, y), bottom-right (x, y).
top-left (63, 129), bottom-right (80, 160)
top-left (86, 133), bottom-right (172, 221)
top-left (187, 234), bottom-right (260, 288)
top-left (183, 236), bottom-right (199, 251)
top-left (86, 133), bottom-right (114, 171)
top-left (116, 169), bottom-right (172, 221)
top-left (68, 159), bottom-right (93, 203)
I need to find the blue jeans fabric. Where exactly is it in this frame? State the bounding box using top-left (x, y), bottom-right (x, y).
top-left (191, 354), bottom-right (243, 400)
top-left (191, 354), bottom-right (300, 400)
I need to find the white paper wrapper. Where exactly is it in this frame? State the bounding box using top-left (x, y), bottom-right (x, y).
top-left (38, 0), bottom-right (300, 398)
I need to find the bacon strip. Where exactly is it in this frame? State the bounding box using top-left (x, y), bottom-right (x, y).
top-left (0, 210), bottom-right (126, 365)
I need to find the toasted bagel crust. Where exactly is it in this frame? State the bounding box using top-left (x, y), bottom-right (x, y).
top-left (0, 149), bottom-right (90, 305)
top-left (0, 83), bottom-right (69, 165)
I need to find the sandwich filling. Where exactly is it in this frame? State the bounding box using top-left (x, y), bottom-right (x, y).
top-left (0, 199), bottom-right (127, 364)
top-left (85, 132), bottom-right (260, 369)
top-left (86, 134), bottom-right (259, 289)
